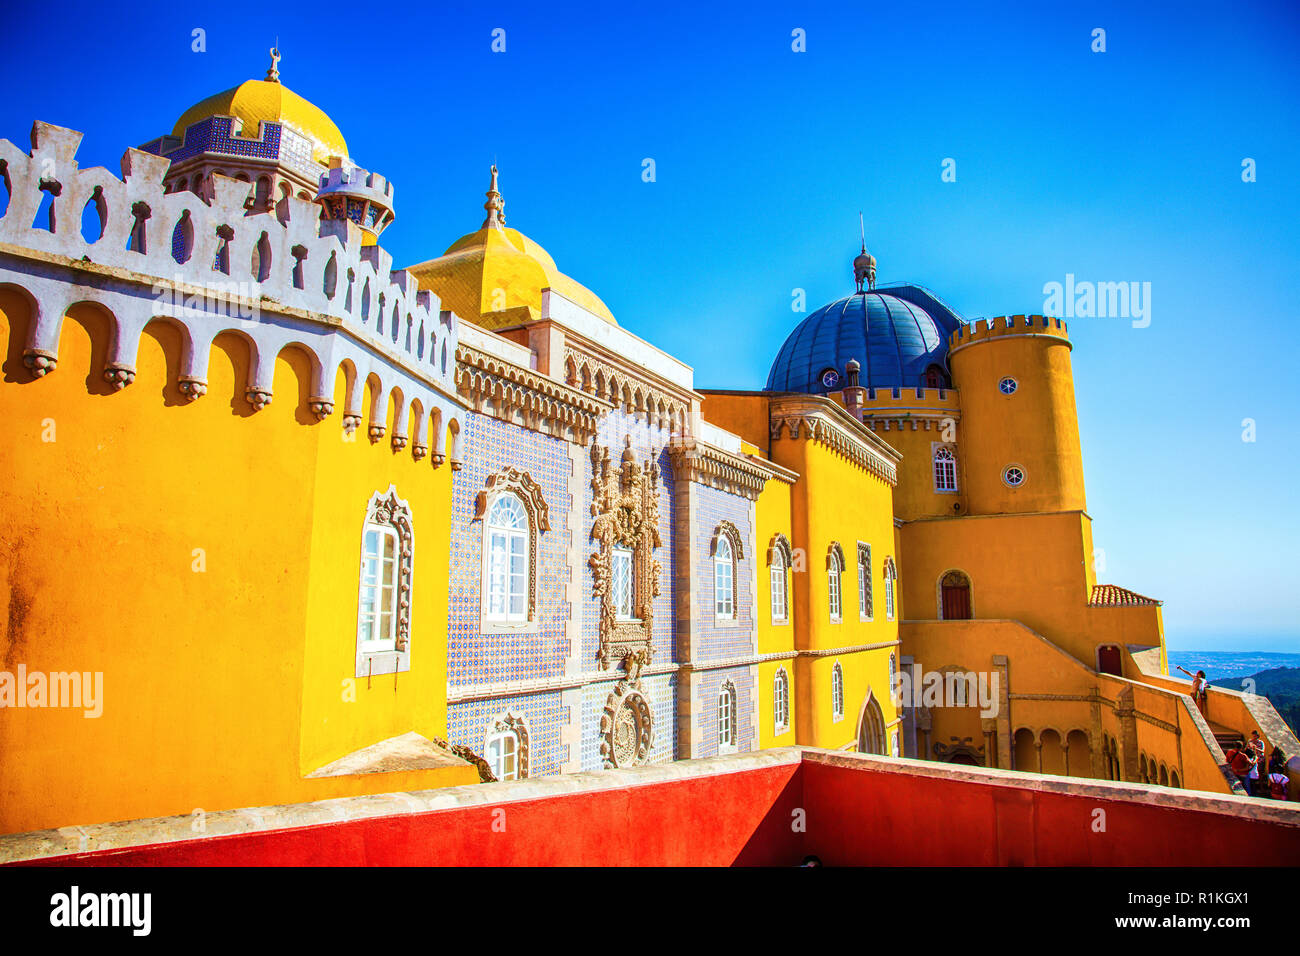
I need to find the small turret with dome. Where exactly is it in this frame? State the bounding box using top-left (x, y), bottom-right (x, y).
top-left (767, 226), bottom-right (964, 394)
top-left (141, 48), bottom-right (383, 221)
top-left (408, 165), bottom-right (618, 330)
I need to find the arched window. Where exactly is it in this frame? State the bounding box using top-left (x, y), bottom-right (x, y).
top-left (718, 681), bottom-right (738, 753)
top-left (485, 713), bottom-right (529, 781)
top-left (485, 494), bottom-right (528, 622)
top-left (769, 534), bottom-right (793, 624)
top-left (924, 364), bottom-right (949, 388)
top-left (355, 487), bottom-right (413, 677)
top-left (827, 543), bottom-right (844, 621)
top-left (476, 469), bottom-right (548, 628)
top-left (774, 669), bottom-right (790, 734)
top-left (883, 557), bottom-right (897, 621)
top-left (940, 570), bottom-right (972, 620)
top-left (832, 662), bottom-right (845, 720)
top-left (857, 542), bottom-right (872, 620)
top-left (715, 536), bottom-right (735, 619)
top-left (933, 446), bottom-right (958, 492)
top-left (711, 522), bottom-right (743, 622)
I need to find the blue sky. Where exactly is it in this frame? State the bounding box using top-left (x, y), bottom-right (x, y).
top-left (4, 0), bottom-right (1297, 650)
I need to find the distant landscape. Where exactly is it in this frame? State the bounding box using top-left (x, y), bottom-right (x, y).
top-left (1169, 652), bottom-right (1300, 740)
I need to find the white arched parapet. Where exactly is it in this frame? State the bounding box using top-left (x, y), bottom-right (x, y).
top-left (0, 119), bottom-right (462, 423)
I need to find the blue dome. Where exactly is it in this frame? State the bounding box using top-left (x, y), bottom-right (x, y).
top-left (766, 288), bottom-right (959, 394)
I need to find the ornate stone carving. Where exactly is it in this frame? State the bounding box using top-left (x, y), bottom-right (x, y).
top-left (474, 467), bottom-right (550, 624)
top-left (22, 349), bottom-right (56, 376)
top-left (411, 442), bottom-right (428, 461)
top-left (600, 673), bottom-right (653, 769)
top-left (178, 377), bottom-right (207, 401)
top-left (309, 397), bottom-right (334, 421)
top-left (366, 486), bottom-right (414, 652)
top-left (589, 437), bottom-right (662, 670)
top-left (487, 712), bottom-right (530, 780)
top-left (342, 413), bottom-right (362, 434)
top-left (391, 434), bottom-right (408, 452)
top-left (368, 423), bottom-right (386, 443)
top-left (245, 386), bottom-right (272, 411)
top-left (103, 363), bottom-right (135, 390)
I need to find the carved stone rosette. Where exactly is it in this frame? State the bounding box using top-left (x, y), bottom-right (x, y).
top-left (589, 437), bottom-right (662, 670)
top-left (600, 676), bottom-right (653, 769)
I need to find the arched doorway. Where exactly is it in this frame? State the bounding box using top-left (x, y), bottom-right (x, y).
top-left (857, 693), bottom-right (886, 755)
top-left (940, 570), bottom-right (972, 620)
top-left (1097, 644), bottom-right (1122, 676)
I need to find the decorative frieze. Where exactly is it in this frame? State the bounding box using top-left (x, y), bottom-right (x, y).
top-left (770, 395), bottom-right (900, 486)
top-left (457, 343), bottom-right (607, 445)
top-left (667, 436), bottom-right (774, 500)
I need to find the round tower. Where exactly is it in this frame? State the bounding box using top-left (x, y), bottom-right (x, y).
top-left (947, 314), bottom-right (1085, 515)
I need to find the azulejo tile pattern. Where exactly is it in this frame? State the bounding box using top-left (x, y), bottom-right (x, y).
top-left (447, 414), bottom-right (572, 689)
top-left (698, 666), bottom-right (754, 756)
top-left (694, 483), bottom-right (754, 663)
top-left (446, 691), bottom-right (568, 778)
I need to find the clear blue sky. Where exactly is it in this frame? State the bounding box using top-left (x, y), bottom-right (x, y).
top-left (4, 0), bottom-right (1297, 650)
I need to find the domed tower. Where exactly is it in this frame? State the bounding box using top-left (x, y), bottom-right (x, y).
top-left (140, 48), bottom-right (356, 212)
top-left (947, 314), bottom-right (1085, 515)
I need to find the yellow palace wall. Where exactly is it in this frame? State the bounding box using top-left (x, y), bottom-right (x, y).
top-left (754, 471), bottom-right (797, 750)
top-left (0, 293), bottom-right (475, 835)
top-left (768, 434), bottom-right (900, 750)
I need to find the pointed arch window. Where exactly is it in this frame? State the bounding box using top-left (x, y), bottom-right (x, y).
top-left (857, 542), bottom-right (872, 621)
top-left (355, 487), bottom-right (413, 678)
top-left (774, 668), bottom-right (791, 734)
top-left (933, 445), bottom-right (958, 492)
top-left (769, 534), bottom-right (793, 625)
top-left (718, 680), bottom-right (738, 754)
top-left (827, 542), bottom-right (845, 621)
top-left (832, 662), bottom-right (845, 721)
top-left (884, 556), bottom-right (898, 621)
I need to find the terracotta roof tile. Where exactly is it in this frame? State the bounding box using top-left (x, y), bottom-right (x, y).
top-left (1089, 584), bottom-right (1161, 607)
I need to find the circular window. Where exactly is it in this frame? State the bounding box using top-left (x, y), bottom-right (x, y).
top-left (820, 367), bottom-right (841, 390)
top-left (1002, 465), bottom-right (1026, 487)
top-left (998, 376), bottom-right (1018, 395)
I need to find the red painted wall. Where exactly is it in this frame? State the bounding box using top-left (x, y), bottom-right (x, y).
top-left (15, 758), bottom-right (1300, 867)
top-left (800, 761), bottom-right (1300, 866)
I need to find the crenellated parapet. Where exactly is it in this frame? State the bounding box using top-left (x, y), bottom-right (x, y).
top-left (948, 314), bottom-right (1070, 355)
top-left (0, 120), bottom-right (464, 461)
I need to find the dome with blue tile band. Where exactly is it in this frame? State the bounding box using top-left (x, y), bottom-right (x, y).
top-left (767, 285), bottom-right (964, 394)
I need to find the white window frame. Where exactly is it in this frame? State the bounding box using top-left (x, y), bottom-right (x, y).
top-left (857, 542), bottom-right (872, 622)
top-left (770, 550), bottom-right (788, 624)
top-left (486, 728), bottom-right (519, 781)
top-left (774, 668), bottom-right (790, 735)
top-left (714, 535), bottom-right (735, 620)
top-left (718, 682), bottom-right (737, 754)
top-left (832, 662), bottom-right (845, 722)
top-left (933, 445), bottom-right (958, 493)
top-left (828, 548), bottom-right (843, 622)
top-left (355, 486), bottom-right (413, 679)
top-left (885, 558), bottom-right (897, 621)
top-left (483, 492), bottom-right (530, 625)
top-left (358, 524), bottom-right (400, 653)
top-left (612, 546), bottom-right (636, 621)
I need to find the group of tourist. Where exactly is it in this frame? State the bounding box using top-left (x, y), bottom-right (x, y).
top-left (1224, 731), bottom-right (1290, 799)
top-left (1176, 667), bottom-right (1291, 800)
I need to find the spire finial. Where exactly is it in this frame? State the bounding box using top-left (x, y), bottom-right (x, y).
top-left (267, 45), bottom-right (281, 83)
top-left (853, 214), bottom-right (877, 294)
top-left (482, 164), bottom-right (505, 228)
